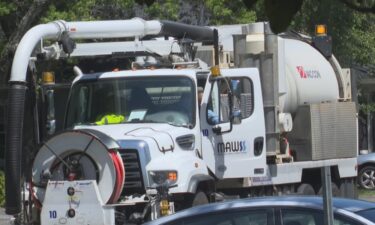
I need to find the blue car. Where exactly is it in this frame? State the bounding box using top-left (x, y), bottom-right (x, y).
top-left (144, 196), bottom-right (375, 225)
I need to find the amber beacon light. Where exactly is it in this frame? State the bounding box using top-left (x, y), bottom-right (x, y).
top-left (315, 24), bottom-right (327, 36)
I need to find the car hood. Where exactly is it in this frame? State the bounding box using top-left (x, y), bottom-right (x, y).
top-left (358, 153), bottom-right (375, 165)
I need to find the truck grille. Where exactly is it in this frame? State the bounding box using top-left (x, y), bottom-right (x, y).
top-left (118, 149), bottom-right (145, 196)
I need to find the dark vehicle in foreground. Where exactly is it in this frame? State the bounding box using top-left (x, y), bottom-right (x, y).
top-left (358, 152), bottom-right (375, 190)
top-left (144, 196), bottom-right (375, 225)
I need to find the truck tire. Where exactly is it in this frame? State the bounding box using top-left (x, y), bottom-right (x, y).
top-left (192, 191), bottom-right (209, 206)
top-left (318, 182), bottom-right (340, 197)
top-left (296, 183), bottom-right (315, 195)
top-left (178, 191), bottom-right (209, 210)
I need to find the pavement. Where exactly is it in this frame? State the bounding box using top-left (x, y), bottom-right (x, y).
top-left (359, 194), bottom-right (375, 202)
top-left (0, 208), bottom-right (12, 225)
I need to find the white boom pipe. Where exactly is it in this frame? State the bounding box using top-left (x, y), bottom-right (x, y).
top-left (10, 22), bottom-right (60, 83)
top-left (66, 19), bottom-right (162, 39)
top-left (10, 18), bottom-right (162, 82)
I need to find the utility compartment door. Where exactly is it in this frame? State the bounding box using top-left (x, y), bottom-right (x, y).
top-left (200, 68), bottom-right (266, 179)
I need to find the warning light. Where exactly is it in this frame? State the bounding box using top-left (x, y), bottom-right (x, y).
top-left (312, 24), bottom-right (332, 57)
top-left (210, 65), bottom-right (221, 77)
top-left (315, 25), bottom-right (327, 36)
top-left (42, 72), bottom-right (55, 84)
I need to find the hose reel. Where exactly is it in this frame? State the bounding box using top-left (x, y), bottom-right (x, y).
top-left (32, 130), bottom-right (125, 204)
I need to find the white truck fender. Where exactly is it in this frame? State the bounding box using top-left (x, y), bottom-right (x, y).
top-left (186, 174), bottom-right (215, 193)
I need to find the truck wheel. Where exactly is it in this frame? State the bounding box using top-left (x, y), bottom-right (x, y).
top-left (318, 182), bottom-right (340, 197)
top-left (192, 191), bottom-right (209, 207)
top-left (296, 183), bottom-right (315, 195)
top-left (179, 191), bottom-right (209, 210)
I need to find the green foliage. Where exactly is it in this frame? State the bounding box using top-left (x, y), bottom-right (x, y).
top-left (145, 0), bottom-right (179, 21)
top-left (42, 0), bottom-right (136, 22)
top-left (360, 103), bottom-right (375, 115)
top-left (340, 0), bottom-right (375, 13)
top-left (90, 0), bottom-right (136, 20)
top-left (0, 1), bottom-right (15, 16)
top-left (290, 0), bottom-right (375, 67)
top-left (359, 188), bottom-right (375, 197)
top-left (205, 0), bottom-right (256, 25)
top-left (39, 0), bottom-right (256, 26)
top-left (0, 0), bottom-right (374, 70)
top-left (0, 170), bottom-right (4, 207)
top-left (41, 0), bottom-right (97, 22)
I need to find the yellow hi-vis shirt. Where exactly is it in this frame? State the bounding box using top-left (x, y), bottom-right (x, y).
top-left (95, 114), bottom-right (125, 125)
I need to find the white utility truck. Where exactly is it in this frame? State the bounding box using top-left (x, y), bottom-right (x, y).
top-left (4, 18), bottom-right (357, 225)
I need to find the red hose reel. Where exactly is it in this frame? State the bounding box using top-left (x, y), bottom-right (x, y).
top-left (108, 149), bottom-right (125, 203)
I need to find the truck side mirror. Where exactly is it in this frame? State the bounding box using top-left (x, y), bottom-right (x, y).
top-left (212, 122), bottom-right (232, 134)
top-left (212, 91), bottom-right (234, 134)
top-left (207, 77), bottom-right (234, 134)
top-left (212, 125), bottom-right (221, 134)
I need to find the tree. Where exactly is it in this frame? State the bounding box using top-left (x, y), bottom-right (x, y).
top-left (0, 0), bottom-right (54, 84)
top-left (0, 0), bottom-right (374, 85)
top-left (243, 0), bottom-right (375, 34)
top-left (290, 0), bottom-right (375, 67)
top-left (340, 0), bottom-right (375, 13)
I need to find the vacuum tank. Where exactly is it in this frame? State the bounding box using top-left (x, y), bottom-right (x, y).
top-left (281, 38), bottom-right (339, 114)
top-left (245, 28), bottom-right (340, 115)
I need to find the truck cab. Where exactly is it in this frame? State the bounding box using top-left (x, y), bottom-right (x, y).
top-left (49, 65), bottom-right (267, 216)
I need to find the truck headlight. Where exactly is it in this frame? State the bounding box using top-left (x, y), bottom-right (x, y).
top-left (149, 170), bottom-right (177, 185)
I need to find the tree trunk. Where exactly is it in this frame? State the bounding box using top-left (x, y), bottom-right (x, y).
top-left (0, 0), bottom-right (53, 85)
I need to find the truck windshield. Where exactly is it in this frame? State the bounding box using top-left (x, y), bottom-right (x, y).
top-left (65, 76), bottom-right (196, 128)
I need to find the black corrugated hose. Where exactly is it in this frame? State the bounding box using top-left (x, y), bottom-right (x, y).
top-left (160, 20), bottom-right (214, 43)
top-left (5, 83), bottom-right (27, 215)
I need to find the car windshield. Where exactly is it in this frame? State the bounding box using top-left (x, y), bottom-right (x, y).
top-left (65, 76), bottom-right (195, 128)
top-left (355, 208), bottom-right (375, 222)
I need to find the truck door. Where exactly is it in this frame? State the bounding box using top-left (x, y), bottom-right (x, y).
top-left (200, 68), bottom-right (266, 179)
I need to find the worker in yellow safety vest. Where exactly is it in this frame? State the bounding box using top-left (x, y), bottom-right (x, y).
top-left (95, 114), bottom-right (125, 125)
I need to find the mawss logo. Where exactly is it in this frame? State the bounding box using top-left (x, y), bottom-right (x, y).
top-left (296, 66), bottom-right (321, 79)
top-left (217, 141), bottom-right (247, 154)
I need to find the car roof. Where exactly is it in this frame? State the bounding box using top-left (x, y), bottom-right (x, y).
top-left (144, 196), bottom-right (375, 224)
